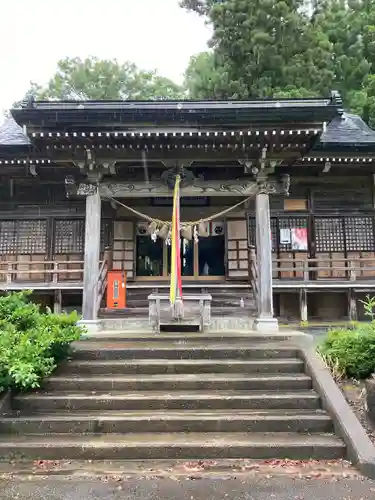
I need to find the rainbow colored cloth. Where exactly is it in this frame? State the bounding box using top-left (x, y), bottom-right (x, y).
top-left (169, 175), bottom-right (183, 305)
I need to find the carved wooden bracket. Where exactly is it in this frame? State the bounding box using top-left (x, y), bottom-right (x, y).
top-left (73, 152), bottom-right (116, 177)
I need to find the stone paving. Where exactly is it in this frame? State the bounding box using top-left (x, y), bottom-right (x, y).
top-left (1, 476), bottom-right (375, 500)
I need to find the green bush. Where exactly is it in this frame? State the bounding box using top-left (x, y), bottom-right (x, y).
top-left (318, 323), bottom-right (375, 379)
top-left (0, 291), bottom-right (83, 392)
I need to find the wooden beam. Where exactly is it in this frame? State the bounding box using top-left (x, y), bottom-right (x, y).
top-left (82, 190), bottom-right (101, 321)
top-left (32, 149), bottom-right (301, 163)
top-left (71, 177), bottom-right (290, 199)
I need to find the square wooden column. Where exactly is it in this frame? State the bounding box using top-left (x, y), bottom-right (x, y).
top-left (81, 189), bottom-right (101, 327)
top-left (254, 192), bottom-right (278, 332)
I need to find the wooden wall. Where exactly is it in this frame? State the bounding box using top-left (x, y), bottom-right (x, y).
top-left (2, 173), bottom-right (375, 283)
top-left (247, 178), bottom-right (375, 280)
top-left (0, 216), bottom-right (111, 283)
top-left (112, 221), bottom-right (134, 279)
top-left (226, 219), bottom-right (248, 279)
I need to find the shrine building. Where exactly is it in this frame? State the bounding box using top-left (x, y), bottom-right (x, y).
top-left (1, 92), bottom-right (375, 328)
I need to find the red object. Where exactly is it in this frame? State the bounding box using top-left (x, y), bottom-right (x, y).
top-left (106, 270), bottom-right (127, 309)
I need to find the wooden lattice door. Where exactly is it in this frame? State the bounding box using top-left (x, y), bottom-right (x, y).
top-left (53, 219), bottom-right (85, 281)
top-left (226, 219), bottom-right (248, 279)
top-left (314, 217), bottom-right (345, 278)
top-left (113, 221), bottom-right (134, 279)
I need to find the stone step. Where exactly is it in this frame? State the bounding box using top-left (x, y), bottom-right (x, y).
top-left (83, 332), bottom-right (296, 343)
top-left (72, 343), bottom-right (300, 361)
top-left (62, 358), bottom-right (305, 375)
top-left (2, 409), bottom-right (333, 434)
top-left (42, 373), bottom-right (312, 392)
top-left (99, 317), bottom-right (256, 332)
top-left (12, 390), bottom-right (320, 412)
top-left (0, 433), bottom-right (345, 461)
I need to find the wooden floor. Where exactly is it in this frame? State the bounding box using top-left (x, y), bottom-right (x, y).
top-left (2, 279), bottom-right (375, 292)
top-left (0, 281), bottom-right (84, 291)
top-left (273, 279), bottom-right (375, 291)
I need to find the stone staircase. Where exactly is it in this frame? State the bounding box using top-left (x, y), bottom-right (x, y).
top-left (0, 332), bottom-right (346, 461)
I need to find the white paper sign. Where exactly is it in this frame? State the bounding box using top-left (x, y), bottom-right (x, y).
top-left (280, 228), bottom-right (291, 245)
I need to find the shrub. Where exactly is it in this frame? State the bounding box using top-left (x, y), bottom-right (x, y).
top-left (318, 323), bottom-right (375, 379)
top-left (0, 291), bottom-right (83, 391)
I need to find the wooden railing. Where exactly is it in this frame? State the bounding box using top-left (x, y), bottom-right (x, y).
top-left (96, 249), bottom-right (112, 312)
top-left (272, 257), bottom-right (375, 281)
top-left (0, 261), bottom-right (85, 284)
top-left (248, 252), bottom-right (375, 301)
top-left (248, 246), bottom-right (258, 305)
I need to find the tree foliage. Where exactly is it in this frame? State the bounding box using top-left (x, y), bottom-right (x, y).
top-left (179, 0), bottom-right (217, 16)
top-left (182, 0), bottom-right (375, 125)
top-left (182, 0), bottom-right (334, 99)
top-left (313, 0), bottom-right (375, 125)
top-left (184, 51), bottom-right (225, 99)
top-left (14, 1), bottom-right (375, 127)
top-left (23, 56), bottom-right (184, 101)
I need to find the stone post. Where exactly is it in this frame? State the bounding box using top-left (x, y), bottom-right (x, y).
top-left (81, 188), bottom-right (101, 332)
top-left (254, 192), bottom-right (278, 332)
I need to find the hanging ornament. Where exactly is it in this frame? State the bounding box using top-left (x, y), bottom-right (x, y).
top-left (198, 221), bottom-right (209, 237)
top-left (147, 221), bottom-right (158, 235)
top-left (158, 224), bottom-right (169, 240)
top-left (193, 225), bottom-right (199, 243)
top-left (181, 225), bottom-right (193, 241)
top-left (151, 230), bottom-right (158, 242)
top-left (166, 230), bottom-right (172, 246)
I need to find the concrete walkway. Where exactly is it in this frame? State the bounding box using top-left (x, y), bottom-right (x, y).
top-left (1, 477), bottom-right (375, 500)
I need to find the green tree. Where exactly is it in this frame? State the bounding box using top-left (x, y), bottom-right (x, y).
top-left (21, 56), bottom-right (184, 101)
top-left (184, 51), bottom-right (224, 99)
top-left (313, 0), bottom-right (375, 124)
top-left (179, 0), bottom-right (216, 15)
top-left (182, 0), bottom-right (334, 99)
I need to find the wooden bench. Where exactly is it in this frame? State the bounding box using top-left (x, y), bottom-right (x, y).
top-left (148, 293), bottom-right (212, 333)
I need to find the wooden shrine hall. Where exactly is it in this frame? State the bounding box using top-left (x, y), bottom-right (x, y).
top-left (1, 92), bottom-right (375, 328)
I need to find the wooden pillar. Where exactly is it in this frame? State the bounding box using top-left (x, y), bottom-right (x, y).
top-left (254, 192), bottom-right (278, 331)
top-left (348, 288), bottom-right (357, 322)
top-left (53, 289), bottom-right (62, 314)
top-left (82, 190), bottom-right (101, 322)
top-left (300, 289), bottom-right (308, 323)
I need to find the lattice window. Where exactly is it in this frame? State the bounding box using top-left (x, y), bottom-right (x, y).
top-left (17, 220), bottom-right (47, 254)
top-left (248, 217), bottom-right (255, 247)
top-left (270, 218), bottom-right (278, 252)
top-left (0, 220), bottom-right (47, 255)
top-left (344, 217), bottom-right (375, 252)
top-left (0, 221), bottom-right (17, 254)
top-left (315, 218), bottom-right (345, 252)
top-left (54, 220), bottom-right (85, 254)
top-left (100, 221), bottom-right (111, 252)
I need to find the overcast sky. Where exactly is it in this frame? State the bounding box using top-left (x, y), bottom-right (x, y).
top-left (0, 0), bottom-right (211, 115)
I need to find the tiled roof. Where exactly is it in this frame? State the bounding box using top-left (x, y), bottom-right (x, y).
top-left (1, 110), bottom-right (375, 148)
top-left (0, 117), bottom-right (30, 146)
top-left (320, 113), bottom-right (375, 145)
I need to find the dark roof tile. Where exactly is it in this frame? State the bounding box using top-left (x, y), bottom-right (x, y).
top-left (320, 113), bottom-right (375, 145)
top-left (0, 117), bottom-right (30, 146)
